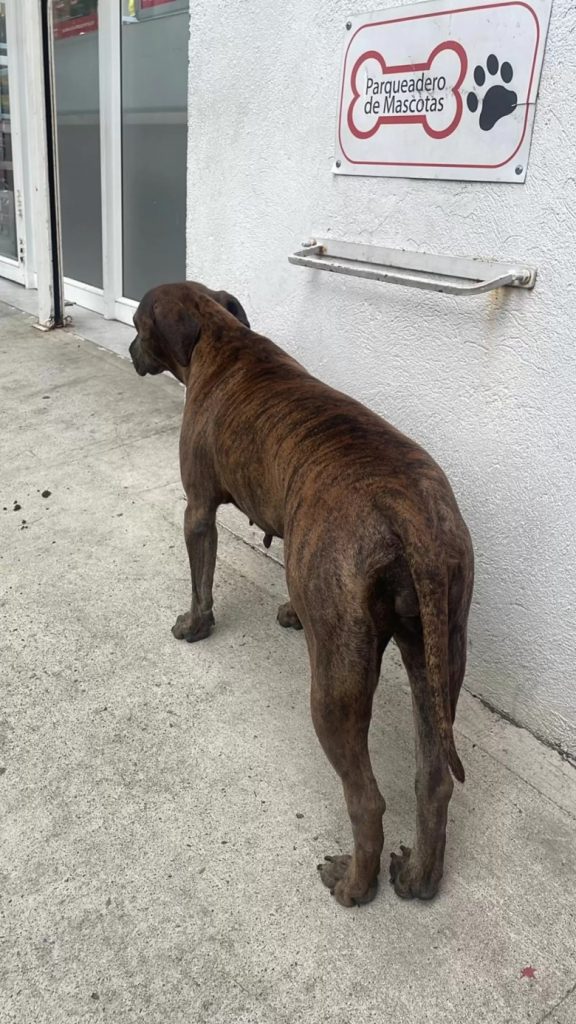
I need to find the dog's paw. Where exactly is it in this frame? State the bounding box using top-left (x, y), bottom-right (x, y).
top-left (276, 601), bottom-right (303, 630)
top-left (317, 854), bottom-right (378, 908)
top-left (172, 610), bottom-right (215, 643)
top-left (389, 845), bottom-right (439, 900)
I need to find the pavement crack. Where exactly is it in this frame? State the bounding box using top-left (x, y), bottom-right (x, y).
top-left (536, 977), bottom-right (576, 1023)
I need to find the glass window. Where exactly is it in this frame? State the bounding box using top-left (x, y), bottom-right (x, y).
top-left (121, 0), bottom-right (189, 300)
top-left (0, 2), bottom-right (17, 262)
top-left (53, 0), bottom-right (103, 287)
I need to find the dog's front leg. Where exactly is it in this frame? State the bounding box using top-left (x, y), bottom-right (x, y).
top-left (172, 502), bottom-right (218, 643)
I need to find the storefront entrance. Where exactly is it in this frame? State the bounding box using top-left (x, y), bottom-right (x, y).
top-left (1, 0), bottom-right (189, 325)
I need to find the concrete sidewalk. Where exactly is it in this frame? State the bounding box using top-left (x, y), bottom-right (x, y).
top-left (1, 300), bottom-right (576, 1024)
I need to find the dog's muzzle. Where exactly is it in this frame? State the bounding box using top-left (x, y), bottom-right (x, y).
top-left (129, 338), bottom-right (147, 377)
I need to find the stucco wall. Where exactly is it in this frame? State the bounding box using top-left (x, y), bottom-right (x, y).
top-left (187, 0), bottom-right (576, 754)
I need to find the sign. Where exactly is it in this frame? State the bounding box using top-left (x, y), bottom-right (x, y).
top-left (335, 0), bottom-right (552, 181)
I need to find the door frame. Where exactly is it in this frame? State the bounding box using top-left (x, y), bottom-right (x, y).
top-left (56, 1), bottom-right (138, 325)
top-left (0, 0), bottom-right (29, 285)
top-left (100, 0), bottom-right (137, 325)
top-left (52, 0), bottom-right (110, 320)
top-left (8, 0), bottom-right (65, 328)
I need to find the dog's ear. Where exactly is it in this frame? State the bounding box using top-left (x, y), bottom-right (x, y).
top-left (152, 298), bottom-right (201, 367)
top-left (217, 290), bottom-right (250, 329)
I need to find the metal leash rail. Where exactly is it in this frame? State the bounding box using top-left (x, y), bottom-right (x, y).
top-left (288, 240), bottom-right (537, 297)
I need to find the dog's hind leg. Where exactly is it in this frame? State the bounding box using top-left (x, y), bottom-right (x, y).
top-left (389, 631), bottom-right (454, 900)
top-left (309, 619), bottom-right (389, 907)
top-left (172, 501), bottom-right (218, 643)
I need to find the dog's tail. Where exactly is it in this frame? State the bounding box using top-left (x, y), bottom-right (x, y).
top-left (403, 537), bottom-right (465, 784)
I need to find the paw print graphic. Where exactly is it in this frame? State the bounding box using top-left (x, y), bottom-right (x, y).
top-left (467, 54), bottom-right (517, 131)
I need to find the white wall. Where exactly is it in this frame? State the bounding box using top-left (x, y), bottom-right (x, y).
top-left (187, 0), bottom-right (576, 754)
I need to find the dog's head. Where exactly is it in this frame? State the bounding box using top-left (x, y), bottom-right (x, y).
top-left (129, 281), bottom-right (250, 381)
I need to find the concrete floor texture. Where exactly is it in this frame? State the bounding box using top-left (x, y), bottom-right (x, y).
top-left (1, 298), bottom-right (576, 1024)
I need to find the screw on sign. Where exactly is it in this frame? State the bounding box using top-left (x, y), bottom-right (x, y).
top-left (335, 0), bottom-right (552, 182)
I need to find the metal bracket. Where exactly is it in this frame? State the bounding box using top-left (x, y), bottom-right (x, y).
top-left (33, 314), bottom-right (73, 333)
top-left (289, 240), bottom-right (537, 296)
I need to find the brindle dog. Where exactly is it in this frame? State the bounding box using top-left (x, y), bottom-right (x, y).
top-left (129, 281), bottom-right (474, 908)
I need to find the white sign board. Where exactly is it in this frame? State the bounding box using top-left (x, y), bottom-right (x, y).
top-left (334, 0), bottom-right (552, 181)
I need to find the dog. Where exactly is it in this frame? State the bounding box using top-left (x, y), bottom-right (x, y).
top-left (129, 281), bottom-right (474, 907)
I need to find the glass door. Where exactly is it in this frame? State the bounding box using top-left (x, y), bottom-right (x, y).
top-left (0, 1), bottom-right (189, 321)
top-left (48, 0), bottom-right (189, 324)
top-left (53, 0), bottom-right (104, 313)
top-left (0, 1), bottom-right (27, 284)
top-left (120, 0), bottom-right (188, 304)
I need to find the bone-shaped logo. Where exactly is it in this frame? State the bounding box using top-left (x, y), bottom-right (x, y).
top-left (347, 41), bottom-right (468, 141)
